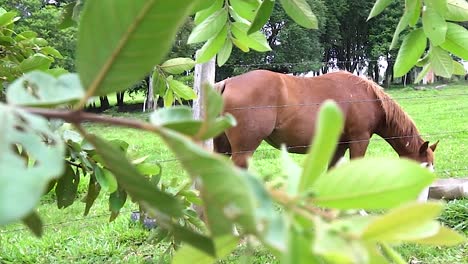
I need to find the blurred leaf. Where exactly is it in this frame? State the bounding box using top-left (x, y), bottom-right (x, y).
top-left (84, 173), bottom-right (101, 216)
top-left (381, 243), bottom-right (406, 264)
top-left (109, 187), bottom-right (127, 221)
top-left (430, 46), bottom-right (454, 78)
top-left (422, 6), bottom-right (447, 46)
top-left (150, 106), bottom-right (202, 136)
top-left (84, 134), bottom-right (183, 217)
top-left (198, 114), bottom-right (237, 140)
top-left (279, 0), bottom-right (318, 29)
top-left (160, 58), bottom-right (196, 74)
top-left (232, 37), bottom-right (250, 52)
top-left (77, 0), bottom-right (196, 97)
top-left (283, 224), bottom-right (322, 264)
top-left (56, 164), bottom-right (80, 209)
top-left (152, 69), bottom-right (167, 96)
top-left (39, 47), bottom-right (63, 59)
top-left (281, 146), bottom-right (302, 196)
top-left (7, 72), bottom-right (84, 107)
top-left (410, 226), bottom-right (466, 245)
top-left (248, 0), bottom-right (275, 34)
top-left (46, 68), bottom-right (69, 77)
top-left (172, 225), bottom-right (216, 256)
top-left (313, 217), bottom-right (368, 263)
top-left (362, 202), bottom-right (443, 242)
top-left (188, 8), bottom-right (228, 44)
top-left (440, 23), bottom-right (468, 60)
top-left (453, 60), bottom-right (467, 75)
top-left (407, 0), bottom-right (422, 26)
top-left (299, 100), bottom-right (343, 193)
top-left (0, 11), bottom-right (17, 27)
top-left (172, 235), bottom-right (238, 264)
top-left (312, 158), bottom-right (435, 209)
top-left (22, 211), bottom-right (43, 237)
top-left (0, 104), bottom-right (65, 225)
top-left (367, 0), bottom-right (393, 20)
top-left (19, 54), bottom-right (53, 73)
top-left (390, 10), bottom-right (410, 49)
top-left (191, 0), bottom-right (214, 14)
top-left (394, 28), bottom-right (427, 77)
top-left (414, 63), bottom-right (431, 83)
top-left (446, 0), bottom-right (468, 21)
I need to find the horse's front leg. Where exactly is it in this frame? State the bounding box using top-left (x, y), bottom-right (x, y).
top-left (348, 135), bottom-right (370, 159)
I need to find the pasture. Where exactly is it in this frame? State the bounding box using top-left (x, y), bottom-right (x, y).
top-left (0, 83), bottom-right (467, 263)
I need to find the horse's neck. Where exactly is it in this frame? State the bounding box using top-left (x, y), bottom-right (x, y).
top-left (378, 122), bottom-right (423, 156)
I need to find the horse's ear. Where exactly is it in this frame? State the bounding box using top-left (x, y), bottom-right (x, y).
top-left (430, 140), bottom-right (439, 152)
top-left (419, 141), bottom-right (430, 154)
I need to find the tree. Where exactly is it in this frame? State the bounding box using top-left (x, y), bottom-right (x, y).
top-left (0, 1), bottom-right (466, 263)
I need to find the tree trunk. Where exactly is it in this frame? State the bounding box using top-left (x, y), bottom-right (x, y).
top-left (145, 74), bottom-right (155, 111)
top-left (374, 62), bottom-right (380, 83)
top-left (116, 92), bottom-right (125, 108)
top-left (99, 96), bottom-right (110, 110)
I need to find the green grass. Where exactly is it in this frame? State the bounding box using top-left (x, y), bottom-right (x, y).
top-left (0, 84), bottom-right (467, 263)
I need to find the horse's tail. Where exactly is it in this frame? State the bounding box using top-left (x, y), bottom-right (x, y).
top-left (213, 79), bottom-right (232, 156)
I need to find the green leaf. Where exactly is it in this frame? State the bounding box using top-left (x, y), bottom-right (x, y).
top-left (194, 0), bottom-right (224, 25)
top-left (56, 164), bottom-right (80, 209)
top-left (231, 22), bottom-right (271, 52)
top-left (430, 46), bottom-right (454, 78)
top-left (188, 8), bottom-right (228, 44)
top-left (172, 225), bottom-right (216, 256)
top-left (279, 0), bottom-right (318, 29)
top-left (150, 106), bottom-right (202, 136)
top-left (0, 104), bottom-right (65, 225)
top-left (230, 0), bottom-right (258, 21)
top-left (6, 72), bottom-right (85, 107)
top-left (172, 235), bottom-right (238, 264)
top-left (453, 60), bottom-right (466, 75)
top-left (168, 79), bottom-right (197, 100)
top-left (159, 128), bottom-right (257, 236)
top-left (0, 11), bottom-right (17, 27)
top-left (283, 223), bottom-right (322, 264)
top-left (422, 6), bottom-right (447, 46)
top-left (440, 23), bottom-right (468, 60)
top-left (59, 2), bottom-right (76, 29)
top-left (390, 14), bottom-right (410, 49)
top-left (152, 69), bottom-right (167, 97)
top-left (281, 146), bottom-right (302, 196)
top-left (446, 0), bottom-right (468, 21)
top-left (381, 243), bottom-right (406, 264)
top-left (46, 68), bottom-right (69, 77)
top-left (414, 63), bottom-right (431, 83)
top-left (109, 187), bottom-right (127, 221)
top-left (192, 0), bottom-right (216, 14)
top-left (312, 158), bottom-right (435, 209)
top-left (362, 202), bottom-right (443, 242)
top-left (196, 25), bottom-right (228, 64)
top-left (84, 134), bottom-right (184, 218)
top-left (22, 211), bottom-right (43, 237)
top-left (84, 173), bottom-right (101, 216)
top-left (313, 217), bottom-right (369, 263)
top-left (407, 0), bottom-right (422, 26)
top-left (248, 0), bottom-right (275, 34)
top-left (198, 114), bottom-right (237, 140)
top-left (15, 31), bottom-right (38, 40)
top-left (217, 39), bottom-right (233, 66)
top-left (94, 167), bottom-right (118, 193)
top-left (19, 54), bottom-right (53, 73)
top-left (39, 47), bottom-right (63, 59)
top-left (426, 0), bottom-right (449, 15)
top-left (367, 0), bottom-right (393, 21)
top-left (77, 0), bottom-right (196, 97)
top-left (410, 226), bottom-right (466, 246)
top-left (160, 58), bottom-right (196, 74)
top-left (394, 28), bottom-right (427, 77)
top-left (232, 37), bottom-right (250, 52)
top-left (299, 100), bottom-right (343, 193)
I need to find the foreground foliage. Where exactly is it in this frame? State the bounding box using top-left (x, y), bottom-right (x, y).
top-left (1, 0), bottom-right (467, 263)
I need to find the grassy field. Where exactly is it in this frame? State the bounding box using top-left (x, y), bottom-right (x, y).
top-left (0, 84), bottom-right (467, 263)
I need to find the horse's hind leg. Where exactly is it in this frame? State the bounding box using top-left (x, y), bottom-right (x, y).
top-left (329, 144), bottom-right (348, 168)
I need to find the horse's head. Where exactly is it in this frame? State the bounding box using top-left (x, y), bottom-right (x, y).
top-left (406, 140), bottom-right (439, 172)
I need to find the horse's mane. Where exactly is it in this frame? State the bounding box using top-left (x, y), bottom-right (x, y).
top-left (357, 76), bottom-right (421, 148)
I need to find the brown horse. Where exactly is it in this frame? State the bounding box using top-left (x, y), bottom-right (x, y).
top-left (214, 70), bottom-right (438, 169)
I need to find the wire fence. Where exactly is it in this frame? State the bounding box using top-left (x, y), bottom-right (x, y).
top-left (1, 84), bottom-right (466, 234)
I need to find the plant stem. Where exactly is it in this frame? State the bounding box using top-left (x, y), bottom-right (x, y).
top-left (22, 107), bottom-right (161, 133)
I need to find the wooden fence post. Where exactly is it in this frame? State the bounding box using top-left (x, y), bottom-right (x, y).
top-left (192, 51), bottom-right (216, 218)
